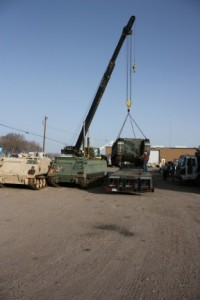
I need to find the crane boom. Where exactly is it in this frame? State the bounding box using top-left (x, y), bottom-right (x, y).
top-left (62, 16), bottom-right (136, 155)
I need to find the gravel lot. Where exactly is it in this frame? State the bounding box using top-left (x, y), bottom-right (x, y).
top-left (0, 168), bottom-right (200, 300)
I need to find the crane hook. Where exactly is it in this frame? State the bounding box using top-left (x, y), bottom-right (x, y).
top-left (126, 99), bottom-right (132, 112)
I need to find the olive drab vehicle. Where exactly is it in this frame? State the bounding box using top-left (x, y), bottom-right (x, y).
top-left (47, 16), bottom-right (136, 188)
top-left (111, 138), bottom-right (151, 167)
top-left (105, 138), bottom-right (154, 194)
top-left (0, 152), bottom-right (51, 190)
top-left (47, 155), bottom-right (107, 188)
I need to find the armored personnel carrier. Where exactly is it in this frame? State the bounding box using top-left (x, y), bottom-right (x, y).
top-left (111, 138), bottom-right (151, 167)
top-left (0, 152), bottom-right (51, 190)
top-left (47, 155), bottom-right (107, 188)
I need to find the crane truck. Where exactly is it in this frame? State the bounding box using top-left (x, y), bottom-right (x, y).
top-left (47, 16), bottom-right (136, 188)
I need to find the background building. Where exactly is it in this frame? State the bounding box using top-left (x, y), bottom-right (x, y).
top-left (151, 147), bottom-right (196, 166)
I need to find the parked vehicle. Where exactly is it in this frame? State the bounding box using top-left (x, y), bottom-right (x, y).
top-left (48, 155), bottom-right (107, 188)
top-left (0, 152), bottom-right (51, 189)
top-left (176, 149), bottom-right (200, 185)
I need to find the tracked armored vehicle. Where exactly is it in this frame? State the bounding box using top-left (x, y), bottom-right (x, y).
top-left (0, 152), bottom-right (51, 190)
top-left (111, 138), bottom-right (151, 167)
top-left (47, 155), bottom-right (107, 188)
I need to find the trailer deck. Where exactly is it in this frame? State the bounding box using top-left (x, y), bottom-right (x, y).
top-left (104, 167), bottom-right (154, 193)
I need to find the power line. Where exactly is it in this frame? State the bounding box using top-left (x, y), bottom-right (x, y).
top-left (0, 123), bottom-right (66, 145)
top-left (0, 122), bottom-right (111, 147)
top-left (47, 125), bottom-right (72, 134)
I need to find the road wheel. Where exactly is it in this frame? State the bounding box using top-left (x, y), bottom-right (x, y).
top-left (35, 179), bottom-right (40, 190)
top-left (39, 179), bottom-right (43, 189)
top-left (42, 178), bottom-right (46, 187)
top-left (47, 177), bottom-right (60, 187)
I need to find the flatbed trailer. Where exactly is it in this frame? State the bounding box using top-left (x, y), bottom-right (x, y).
top-left (104, 167), bottom-right (154, 193)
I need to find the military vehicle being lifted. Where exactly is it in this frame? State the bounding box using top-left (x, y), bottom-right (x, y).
top-left (47, 16), bottom-right (136, 188)
top-left (104, 108), bottom-right (154, 193)
top-left (0, 152), bottom-right (51, 190)
top-left (111, 138), bottom-right (151, 167)
top-left (105, 138), bottom-right (154, 193)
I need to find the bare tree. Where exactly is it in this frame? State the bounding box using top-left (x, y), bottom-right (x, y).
top-left (0, 133), bottom-right (42, 155)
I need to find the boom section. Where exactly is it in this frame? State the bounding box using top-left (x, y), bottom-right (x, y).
top-left (74, 16), bottom-right (136, 151)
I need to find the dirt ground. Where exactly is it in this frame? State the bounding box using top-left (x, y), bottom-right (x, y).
top-left (0, 168), bottom-right (200, 300)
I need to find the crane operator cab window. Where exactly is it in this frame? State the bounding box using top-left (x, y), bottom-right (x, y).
top-left (93, 148), bottom-right (100, 158)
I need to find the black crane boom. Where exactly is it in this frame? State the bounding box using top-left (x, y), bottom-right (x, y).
top-left (62, 16), bottom-right (136, 155)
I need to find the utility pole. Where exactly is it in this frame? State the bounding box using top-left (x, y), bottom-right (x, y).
top-left (43, 116), bottom-right (48, 153)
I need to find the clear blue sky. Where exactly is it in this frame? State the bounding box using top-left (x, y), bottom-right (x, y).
top-left (0, 0), bottom-right (199, 153)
